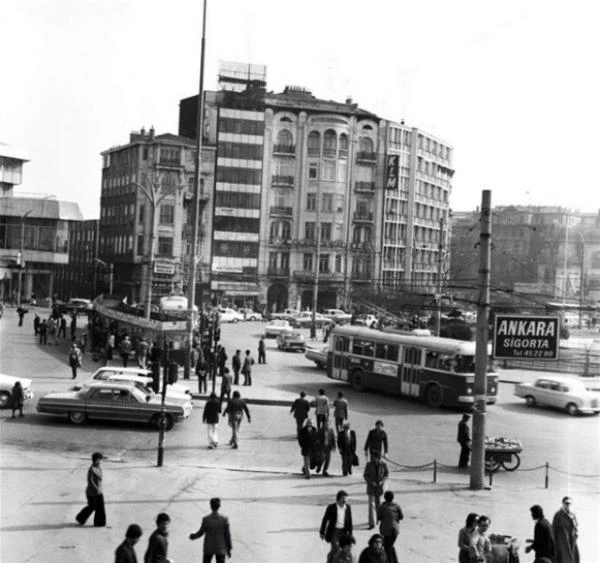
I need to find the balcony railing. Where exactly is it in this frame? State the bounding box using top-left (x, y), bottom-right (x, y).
top-left (351, 271), bottom-right (372, 281)
top-left (353, 211), bottom-right (374, 222)
top-left (267, 267), bottom-right (290, 277)
top-left (271, 175), bottom-right (294, 187)
top-left (273, 144), bottom-right (295, 155)
top-left (355, 181), bottom-right (375, 193)
top-left (339, 149), bottom-right (349, 159)
top-left (323, 148), bottom-right (336, 158)
top-left (356, 151), bottom-right (377, 162)
top-left (270, 206), bottom-right (293, 217)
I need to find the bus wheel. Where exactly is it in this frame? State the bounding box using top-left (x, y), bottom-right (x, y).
top-left (425, 385), bottom-right (443, 408)
top-left (351, 371), bottom-right (367, 392)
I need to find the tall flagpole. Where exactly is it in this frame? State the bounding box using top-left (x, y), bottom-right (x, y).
top-left (184, 0), bottom-right (208, 380)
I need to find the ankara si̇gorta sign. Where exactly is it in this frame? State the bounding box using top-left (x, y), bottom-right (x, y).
top-left (492, 315), bottom-right (560, 360)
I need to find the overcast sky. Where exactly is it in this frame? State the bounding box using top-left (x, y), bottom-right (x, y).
top-left (2, 0), bottom-right (599, 219)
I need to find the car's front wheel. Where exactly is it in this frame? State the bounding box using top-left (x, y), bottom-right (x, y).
top-left (525, 395), bottom-right (536, 407)
top-left (68, 411), bottom-right (87, 425)
top-left (0, 391), bottom-right (12, 409)
top-left (566, 402), bottom-right (579, 416)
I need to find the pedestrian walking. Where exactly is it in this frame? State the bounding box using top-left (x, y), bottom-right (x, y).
top-left (137, 336), bottom-right (149, 369)
top-left (48, 316), bottom-right (58, 345)
top-left (222, 390), bottom-right (251, 449)
top-left (38, 319), bottom-right (48, 345)
top-left (315, 388), bottom-right (330, 430)
top-left (257, 337), bottom-right (266, 364)
top-left (457, 414), bottom-right (471, 469)
top-left (189, 497), bottom-right (232, 563)
top-left (107, 332), bottom-right (116, 360)
top-left (70, 313), bottom-right (77, 340)
top-left (75, 452), bottom-right (106, 527)
top-left (320, 490), bottom-right (353, 563)
top-left (33, 313), bottom-right (40, 335)
top-left (315, 417), bottom-right (336, 476)
top-left (11, 381), bottom-right (24, 418)
top-left (241, 349), bottom-right (254, 386)
top-left (332, 533), bottom-right (357, 563)
top-left (219, 367), bottom-right (233, 407)
top-left (231, 349), bottom-right (241, 385)
top-left (333, 391), bottom-right (349, 433)
top-left (363, 450), bottom-right (389, 529)
top-left (203, 392), bottom-right (221, 449)
top-left (144, 513), bottom-right (171, 563)
top-left (217, 345), bottom-right (228, 378)
top-left (338, 422), bottom-right (357, 476)
top-left (17, 306), bottom-right (27, 326)
top-left (378, 491), bottom-right (403, 563)
top-left (358, 533), bottom-right (388, 563)
top-left (552, 496), bottom-right (580, 563)
top-left (115, 523), bottom-right (143, 563)
top-left (120, 335), bottom-right (132, 367)
top-left (364, 420), bottom-right (388, 461)
top-left (525, 505), bottom-right (555, 562)
top-left (69, 342), bottom-right (83, 379)
top-left (196, 356), bottom-right (208, 394)
top-left (472, 515), bottom-right (492, 563)
top-left (298, 418), bottom-right (317, 479)
top-left (457, 513), bottom-right (479, 563)
top-left (58, 314), bottom-right (67, 338)
top-left (290, 390), bottom-right (311, 437)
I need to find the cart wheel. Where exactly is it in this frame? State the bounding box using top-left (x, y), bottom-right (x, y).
top-left (501, 453), bottom-right (521, 471)
top-left (485, 457), bottom-right (501, 473)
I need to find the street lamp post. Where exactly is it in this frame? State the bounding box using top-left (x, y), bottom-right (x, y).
top-left (311, 184), bottom-right (322, 340)
top-left (17, 210), bottom-right (33, 307)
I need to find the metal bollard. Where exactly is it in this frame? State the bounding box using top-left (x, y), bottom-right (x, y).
top-left (433, 459), bottom-right (437, 483)
top-left (545, 462), bottom-right (549, 489)
top-left (488, 465), bottom-right (493, 488)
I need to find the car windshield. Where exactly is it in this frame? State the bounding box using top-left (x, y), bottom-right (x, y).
top-left (273, 320), bottom-right (288, 326)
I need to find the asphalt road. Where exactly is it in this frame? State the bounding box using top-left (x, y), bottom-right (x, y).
top-left (1, 311), bottom-right (599, 562)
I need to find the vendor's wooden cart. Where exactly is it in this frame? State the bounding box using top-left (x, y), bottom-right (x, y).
top-left (484, 437), bottom-right (522, 473)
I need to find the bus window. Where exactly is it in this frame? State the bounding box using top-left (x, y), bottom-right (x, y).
top-left (387, 344), bottom-right (399, 361)
top-left (425, 350), bottom-right (439, 368)
top-left (439, 354), bottom-right (454, 371)
top-left (404, 347), bottom-right (422, 365)
top-left (455, 355), bottom-right (475, 373)
top-left (353, 339), bottom-right (374, 357)
top-left (335, 336), bottom-right (350, 352)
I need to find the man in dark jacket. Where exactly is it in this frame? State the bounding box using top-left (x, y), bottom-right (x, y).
top-left (231, 349), bottom-right (242, 385)
top-left (217, 345), bottom-right (228, 378)
top-left (320, 490), bottom-right (353, 563)
top-left (315, 417), bottom-right (336, 476)
top-left (203, 392), bottom-right (221, 449)
top-left (115, 523), bottom-right (143, 563)
top-left (525, 505), bottom-right (555, 562)
top-left (358, 533), bottom-right (387, 563)
top-left (144, 513), bottom-right (170, 563)
top-left (257, 337), bottom-right (266, 364)
top-left (364, 420), bottom-right (388, 461)
top-left (363, 450), bottom-right (389, 529)
top-left (338, 422), bottom-right (357, 476)
top-left (189, 497), bottom-right (232, 562)
top-left (222, 390), bottom-right (251, 449)
top-left (290, 391), bottom-right (311, 437)
top-left (457, 414), bottom-right (471, 468)
top-left (378, 491), bottom-right (403, 563)
top-left (298, 418), bottom-right (317, 479)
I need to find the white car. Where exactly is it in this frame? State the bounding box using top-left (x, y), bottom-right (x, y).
top-left (355, 314), bottom-right (378, 328)
top-left (78, 367), bottom-right (192, 404)
top-left (0, 373), bottom-right (34, 409)
top-left (514, 375), bottom-right (600, 416)
top-left (239, 308), bottom-right (263, 321)
top-left (218, 308), bottom-right (245, 323)
top-left (322, 308), bottom-right (352, 323)
top-left (264, 319), bottom-right (293, 338)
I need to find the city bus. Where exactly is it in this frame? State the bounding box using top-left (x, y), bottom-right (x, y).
top-left (327, 326), bottom-right (498, 409)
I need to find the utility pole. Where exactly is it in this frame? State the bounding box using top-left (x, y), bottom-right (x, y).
top-left (434, 216), bottom-right (445, 336)
top-left (17, 211), bottom-right (32, 307)
top-left (184, 0), bottom-right (208, 379)
top-left (311, 185), bottom-right (322, 339)
top-left (470, 189), bottom-right (491, 491)
top-left (578, 233), bottom-right (585, 329)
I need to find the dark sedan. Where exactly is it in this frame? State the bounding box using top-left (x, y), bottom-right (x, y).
top-left (37, 382), bottom-right (191, 430)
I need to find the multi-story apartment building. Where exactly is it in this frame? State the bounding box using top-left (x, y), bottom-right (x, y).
top-left (98, 128), bottom-right (215, 305)
top-left (450, 206), bottom-right (600, 305)
top-left (0, 145), bottom-right (83, 302)
top-left (179, 62), bottom-right (453, 312)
